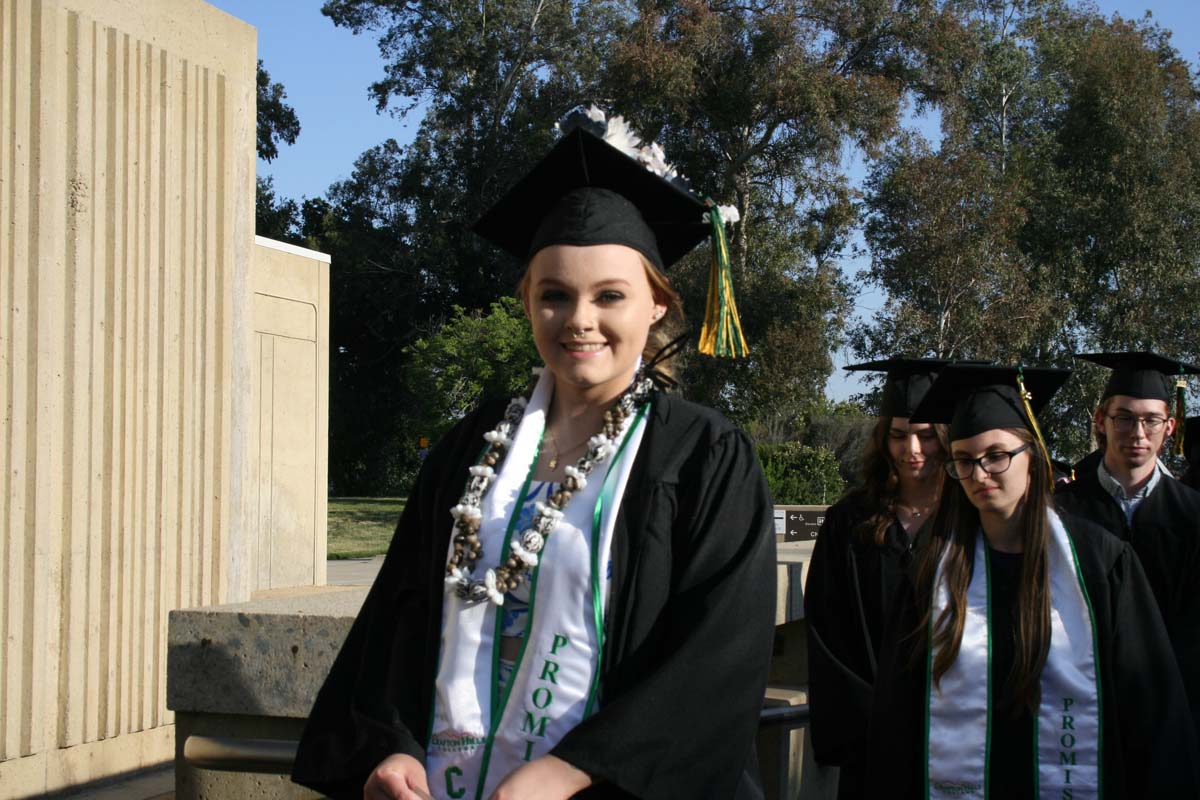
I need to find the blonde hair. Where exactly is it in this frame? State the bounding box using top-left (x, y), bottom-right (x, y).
top-left (517, 251), bottom-right (685, 381)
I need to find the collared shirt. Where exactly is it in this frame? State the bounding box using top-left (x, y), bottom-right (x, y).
top-left (1096, 457), bottom-right (1164, 526)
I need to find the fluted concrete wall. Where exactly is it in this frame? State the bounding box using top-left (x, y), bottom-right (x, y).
top-left (0, 0), bottom-right (256, 793)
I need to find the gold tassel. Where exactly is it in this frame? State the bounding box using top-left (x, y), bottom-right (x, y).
top-left (1016, 368), bottom-right (1054, 491)
top-left (698, 205), bottom-right (749, 358)
top-left (1175, 378), bottom-right (1187, 457)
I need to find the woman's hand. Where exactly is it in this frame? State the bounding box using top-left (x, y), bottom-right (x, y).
top-left (489, 755), bottom-right (593, 800)
top-left (364, 753), bottom-right (433, 800)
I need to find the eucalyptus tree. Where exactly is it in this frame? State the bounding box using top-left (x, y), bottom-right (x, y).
top-left (599, 0), bottom-right (940, 430)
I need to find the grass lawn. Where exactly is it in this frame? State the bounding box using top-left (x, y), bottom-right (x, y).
top-left (328, 497), bottom-right (406, 559)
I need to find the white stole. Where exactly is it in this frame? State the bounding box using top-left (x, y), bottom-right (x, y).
top-left (926, 509), bottom-right (1102, 799)
top-left (426, 370), bottom-right (648, 800)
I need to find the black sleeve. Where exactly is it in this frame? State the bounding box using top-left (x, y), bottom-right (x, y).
top-left (1106, 543), bottom-right (1200, 794)
top-left (864, 575), bottom-right (925, 799)
top-left (1166, 503), bottom-right (1200, 748)
top-left (804, 506), bottom-right (874, 767)
top-left (549, 430), bottom-right (777, 799)
top-left (290, 406), bottom-right (497, 799)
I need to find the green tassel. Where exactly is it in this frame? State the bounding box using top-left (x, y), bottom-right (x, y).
top-left (1175, 378), bottom-right (1187, 457)
top-left (1017, 367), bottom-right (1054, 491)
top-left (698, 205), bottom-right (749, 358)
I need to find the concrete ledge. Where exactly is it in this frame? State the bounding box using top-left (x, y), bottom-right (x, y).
top-left (167, 587), bottom-right (367, 719)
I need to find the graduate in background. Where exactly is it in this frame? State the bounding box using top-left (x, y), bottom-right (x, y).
top-left (291, 108), bottom-right (776, 800)
top-left (804, 358), bottom-right (952, 800)
top-left (867, 364), bottom-right (1198, 798)
top-left (1055, 352), bottom-right (1200, 747)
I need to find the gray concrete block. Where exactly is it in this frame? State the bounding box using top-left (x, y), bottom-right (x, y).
top-left (167, 587), bottom-right (368, 718)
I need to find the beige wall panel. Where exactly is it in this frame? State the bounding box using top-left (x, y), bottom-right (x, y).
top-left (0, 0), bottom-right (10, 758)
top-left (32, 0), bottom-right (70, 758)
top-left (255, 337), bottom-right (274, 590)
top-left (267, 335), bottom-right (319, 587)
top-left (249, 239), bottom-right (330, 593)
top-left (2, 0), bottom-right (34, 764)
top-left (255, 293), bottom-right (317, 341)
top-left (254, 247), bottom-right (322, 303)
top-left (83, 14), bottom-right (112, 746)
top-left (61, 7), bottom-right (93, 749)
top-left (0, 0), bottom-right (255, 789)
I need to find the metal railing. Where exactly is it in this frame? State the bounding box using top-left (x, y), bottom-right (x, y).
top-left (182, 704), bottom-right (810, 774)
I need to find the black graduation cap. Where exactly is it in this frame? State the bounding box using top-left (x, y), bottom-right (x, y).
top-left (1073, 352), bottom-right (1200, 402)
top-left (844, 358), bottom-right (955, 418)
top-left (909, 364), bottom-right (1071, 441)
top-left (474, 108), bottom-right (749, 358)
top-left (472, 113), bottom-right (711, 272)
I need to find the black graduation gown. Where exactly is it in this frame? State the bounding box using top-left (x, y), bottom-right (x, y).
top-left (865, 513), bottom-right (1200, 798)
top-left (1182, 464), bottom-right (1200, 492)
top-left (1055, 454), bottom-right (1200, 745)
top-left (291, 392), bottom-right (777, 800)
top-left (803, 494), bottom-right (914, 800)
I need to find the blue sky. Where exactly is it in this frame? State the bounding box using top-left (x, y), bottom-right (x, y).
top-left (208, 0), bottom-right (1198, 401)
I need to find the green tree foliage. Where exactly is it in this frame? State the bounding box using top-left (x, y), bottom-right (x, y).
top-left (406, 298), bottom-right (540, 440)
top-left (801, 399), bottom-right (875, 484)
top-left (256, 59), bottom-right (301, 162)
top-left (298, 0), bottom-right (1200, 490)
top-left (1026, 16), bottom-right (1200, 456)
top-left (255, 61), bottom-right (304, 242)
top-left (857, 137), bottom-right (1049, 361)
top-left (317, 0), bottom-right (625, 491)
top-left (255, 176), bottom-right (304, 244)
top-left (322, 0), bottom-right (623, 307)
top-left (757, 442), bottom-right (847, 504)
top-left (855, 5), bottom-right (1200, 460)
top-left (598, 0), bottom-right (939, 428)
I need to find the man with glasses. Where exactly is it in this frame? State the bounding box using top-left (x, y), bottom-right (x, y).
top-left (1056, 351), bottom-right (1200, 748)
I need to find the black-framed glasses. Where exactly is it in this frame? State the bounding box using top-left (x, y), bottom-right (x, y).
top-left (1106, 413), bottom-right (1168, 434)
top-left (944, 442), bottom-right (1032, 480)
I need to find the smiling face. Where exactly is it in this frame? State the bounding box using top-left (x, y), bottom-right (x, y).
top-left (1094, 395), bottom-right (1175, 471)
top-left (523, 244), bottom-right (666, 402)
top-left (951, 428), bottom-right (1032, 520)
top-left (886, 418), bottom-right (943, 484)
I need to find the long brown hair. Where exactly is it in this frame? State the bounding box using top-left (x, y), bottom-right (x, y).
top-left (911, 426), bottom-right (1054, 716)
top-left (854, 417), bottom-right (949, 546)
top-left (518, 253), bottom-right (685, 381)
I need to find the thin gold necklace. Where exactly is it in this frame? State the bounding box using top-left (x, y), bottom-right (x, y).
top-left (543, 428), bottom-right (593, 470)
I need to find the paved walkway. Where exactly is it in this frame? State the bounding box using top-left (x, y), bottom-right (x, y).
top-left (327, 555), bottom-right (384, 585)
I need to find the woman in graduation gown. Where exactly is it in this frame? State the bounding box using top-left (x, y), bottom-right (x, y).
top-left (866, 364), bottom-right (1199, 798)
top-left (804, 358), bottom-right (951, 799)
top-left (291, 108), bottom-right (776, 800)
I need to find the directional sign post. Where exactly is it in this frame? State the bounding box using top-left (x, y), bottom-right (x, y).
top-left (773, 505), bottom-right (829, 623)
top-left (775, 504), bottom-right (827, 542)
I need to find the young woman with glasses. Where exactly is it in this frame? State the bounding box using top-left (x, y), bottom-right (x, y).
top-left (865, 364), bottom-right (1198, 798)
